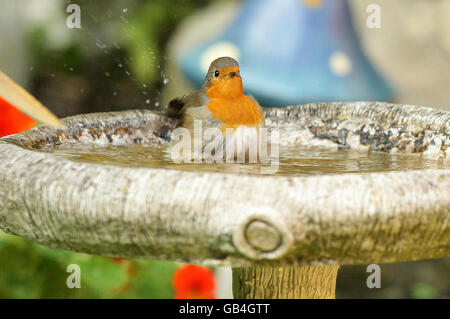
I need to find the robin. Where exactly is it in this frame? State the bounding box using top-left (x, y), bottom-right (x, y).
top-left (166, 57), bottom-right (265, 161)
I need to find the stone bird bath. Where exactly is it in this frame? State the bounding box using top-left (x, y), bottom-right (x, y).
top-left (0, 102), bottom-right (448, 298)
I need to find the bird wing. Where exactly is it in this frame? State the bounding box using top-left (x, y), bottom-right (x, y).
top-left (166, 90), bottom-right (204, 119)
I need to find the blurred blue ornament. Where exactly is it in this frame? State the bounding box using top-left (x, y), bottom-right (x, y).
top-left (180, 0), bottom-right (394, 107)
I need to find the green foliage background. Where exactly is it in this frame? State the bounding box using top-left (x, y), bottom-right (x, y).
top-left (0, 231), bottom-right (178, 298)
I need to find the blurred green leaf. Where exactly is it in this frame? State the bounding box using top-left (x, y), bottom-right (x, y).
top-left (0, 231), bottom-right (177, 298)
top-left (411, 282), bottom-right (439, 299)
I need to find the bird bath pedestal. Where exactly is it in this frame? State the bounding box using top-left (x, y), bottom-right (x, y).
top-left (0, 102), bottom-right (448, 299)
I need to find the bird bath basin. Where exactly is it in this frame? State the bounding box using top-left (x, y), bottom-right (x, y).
top-left (0, 102), bottom-right (449, 298)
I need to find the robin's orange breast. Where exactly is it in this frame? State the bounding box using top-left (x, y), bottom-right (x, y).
top-left (206, 95), bottom-right (264, 131)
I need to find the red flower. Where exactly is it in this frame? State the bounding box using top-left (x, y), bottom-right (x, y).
top-left (106, 257), bottom-right (137, 295)
top-left (173, 264), bottom-right (216, 299)
top-left (110, 257), bottom-right (126, 265)
top-left (0, 96), bottom-right (36, 137)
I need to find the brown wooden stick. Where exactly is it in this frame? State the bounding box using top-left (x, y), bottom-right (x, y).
top-left (0, 70), bottom-right (62, 128)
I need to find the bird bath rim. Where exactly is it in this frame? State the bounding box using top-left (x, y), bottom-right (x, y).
top-left (0, 102), bottom-right (448, 267)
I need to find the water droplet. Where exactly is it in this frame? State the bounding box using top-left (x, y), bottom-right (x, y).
top-left (146, 99), bottom-right (150, 104)
top-left (163, 78), bottom-right (169, 84)
top-left (123, 8), bottom-right (128, 12)
top-left (96, 41), bottom-right (106, 49)
top-left (143, 84), bottom-right (147, 88)
top-left (113, 91), bottom-right (117, 96)
top-left (105, 72), bottom-right (110, 77)
top-left (118, 63), bottom-right (123, 68)
top-left (154, 102), bottom-right (160, 107)
top-left (69, 67), bottom-right (74, 72)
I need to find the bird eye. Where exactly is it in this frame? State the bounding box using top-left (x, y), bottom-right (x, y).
top-left (214, 70), bottom-right (220, 77)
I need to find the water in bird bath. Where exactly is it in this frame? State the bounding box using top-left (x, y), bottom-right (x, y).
top-left (38, 143), bottom-right (448, 176)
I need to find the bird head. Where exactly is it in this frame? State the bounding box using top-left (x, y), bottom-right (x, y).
top-left (203, 57), bottom-right (243, 99)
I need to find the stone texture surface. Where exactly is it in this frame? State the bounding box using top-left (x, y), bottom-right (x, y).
top-left (0, 102), bottom-right (448, 266)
